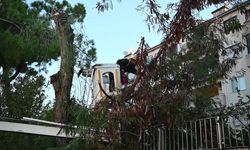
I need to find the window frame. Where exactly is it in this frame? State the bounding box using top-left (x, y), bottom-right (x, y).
top-left (245, 9), bottom-right (250, 22)
top-left (102, 72), bottom-right (115, 92)
top-left (223, 16), bottom-right (237, 34)
top-left (231, 76), bottom-right (246, 92)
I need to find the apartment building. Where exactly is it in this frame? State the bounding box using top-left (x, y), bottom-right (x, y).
top-left (214, 1), bottom-right (250, 106)
top-left (130, 1), bottom-right (250, 106)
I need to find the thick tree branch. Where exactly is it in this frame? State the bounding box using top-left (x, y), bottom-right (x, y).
top-left (0, 18), bottom-right (22, 32)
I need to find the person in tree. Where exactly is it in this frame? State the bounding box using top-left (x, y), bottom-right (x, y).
top-left (121, 69), bottom-right (128, 85)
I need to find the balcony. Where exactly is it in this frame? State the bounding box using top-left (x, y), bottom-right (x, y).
top-left (212, 93), bottom-right (226, 107)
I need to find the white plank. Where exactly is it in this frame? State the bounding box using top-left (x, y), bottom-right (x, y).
top-left (0, 121), bottom-right (80, 138)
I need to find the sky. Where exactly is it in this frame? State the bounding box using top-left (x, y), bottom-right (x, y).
top-left (74, 0), bottom-right (165, 64)
top-left (26, 0), bottom-right (217, 66)
top-left (71, 0), bottom-right (217, 64)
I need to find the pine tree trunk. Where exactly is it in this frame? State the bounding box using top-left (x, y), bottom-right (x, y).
top-left (50, 13), bottom-right (75, 146)
top-left (1, 66), bottom-right (10, 115)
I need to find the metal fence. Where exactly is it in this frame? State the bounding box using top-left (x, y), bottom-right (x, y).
top-left (140, 116), bottom-right (250, 150)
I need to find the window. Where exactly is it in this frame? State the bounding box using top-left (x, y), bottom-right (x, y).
top-left (245, 9), bottom-right (250, 22)
top-left (246, 34), bottom-right (250, 54)
top-left (170, 44), bottom-right (178, 55)
top-left (167, 44), bottom-right (178, 57)
top-left (102, 72), bottom-right (115, 92)
top-left (224, 43), bottom-right (241, 59)
top-left (223, 17), bottom-right (236, 34)
top-left (231, 76), bottom-right (246, 92)
top-left (146, 56), bottom-right (153, 64)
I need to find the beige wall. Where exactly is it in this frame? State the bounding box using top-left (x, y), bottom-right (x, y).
top-left (218, 4), bottom-right (250, 105)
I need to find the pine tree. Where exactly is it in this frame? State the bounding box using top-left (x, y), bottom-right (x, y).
top-left (0, 0), bottom-right (59, 114)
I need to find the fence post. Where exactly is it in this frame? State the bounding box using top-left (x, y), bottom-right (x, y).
top-left (216, 116), bottom-right (222, 149)
top-left (158, 127), bottom-right (161, 150)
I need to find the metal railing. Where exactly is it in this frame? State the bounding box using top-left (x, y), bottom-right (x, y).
top-left (140, 116), bottom-right (250, 150)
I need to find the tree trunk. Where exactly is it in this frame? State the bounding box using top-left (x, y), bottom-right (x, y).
top-left (50, 13), bottom-right (75, 146)
top-left (1, 66), bottom-right (12, 116)
top-left (1, 63), bottom-right (24, 116)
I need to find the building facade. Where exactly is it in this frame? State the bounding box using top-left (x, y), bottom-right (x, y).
top-left (215, 1), bottom-right (250, 105)
top-left (142, 1), bottom-right (250, 106)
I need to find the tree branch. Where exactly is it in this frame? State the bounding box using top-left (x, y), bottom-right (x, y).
top-left (98, 82), bottom-right (115, 101)
top-left (0, 18), bottom-right (21, 32)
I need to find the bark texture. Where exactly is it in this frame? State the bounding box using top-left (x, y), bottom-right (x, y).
top-left (50, 13), bottom-right (74, 127)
